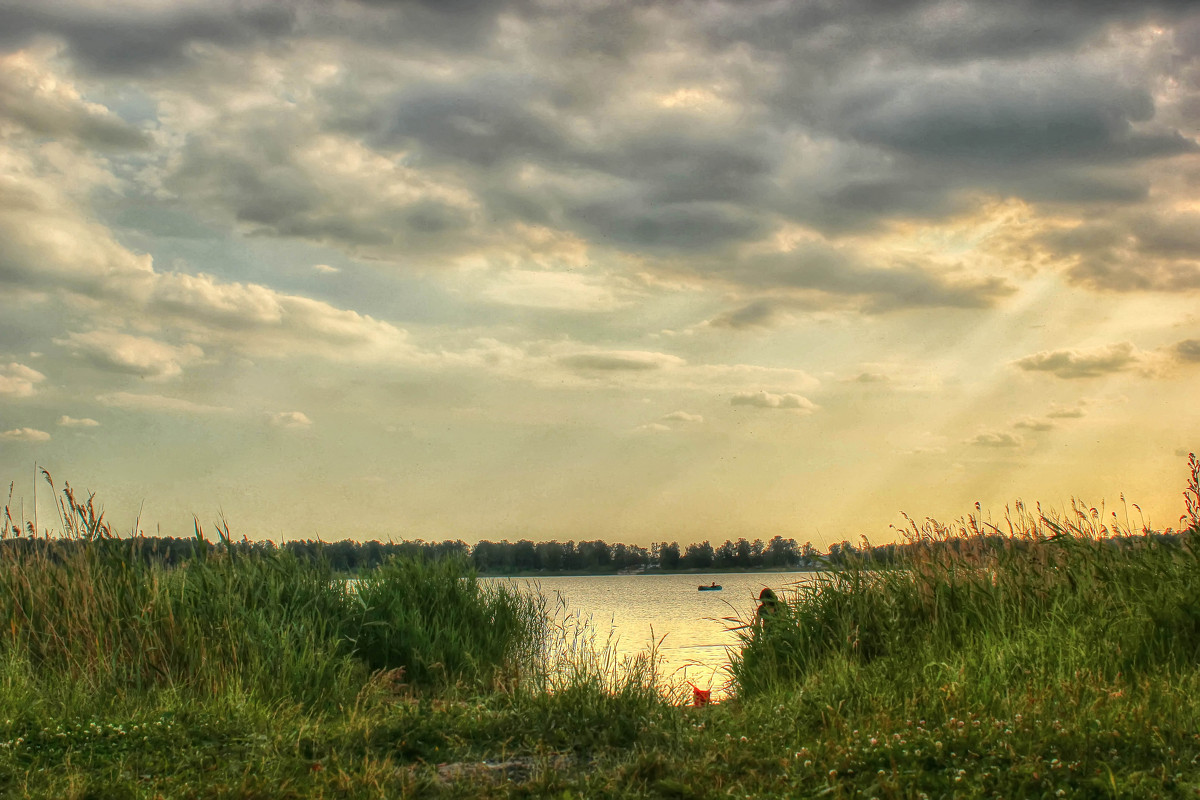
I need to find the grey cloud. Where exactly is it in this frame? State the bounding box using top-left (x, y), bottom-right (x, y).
top-left (709, 300), bottom-right (789, 330)
top-left (1014, 418), bottom-right (1055, 431)
top-left (0, 155), bottom-right (411, 362)
top-left (559, 351), bottom-right (684, 371)
top-left (705, 0), bottom-right (1197, 65)
top-left (325, 0), bottom-right (530, 53)
top-left (968, 431), bottom-right (1023, 448)
top-left (834, 68), bottom-right (1196, 166)
top-left (374, 79), bottom-right (569, 168)
top-left (371, 77), bottom-right (778, 249)
top-left (0, 2), bottom-right (294, 74)
top-left (1047, 405), bottom-right (1087, 419)
top-left (164, 124), bottom-right (480, 259)
top-left (1067, 257), bottom-right (1200, 293)
top-left (716, 248), bottom-right (1014, 312)
top-left (0, 64), bottom-right (150, 150)
top-left (1040, 214), bottom-right (1200, 292)
top-left (13, 0), bottom-right (1198, 310)
top-left (568, 199), bottom-right (768, 252)
top-left (1013, 342), bottom-right (1141, 379)
top-left (1176, 339), bottom-right (1200, 362)
top-left (593, 129), bottom-right (779, 207)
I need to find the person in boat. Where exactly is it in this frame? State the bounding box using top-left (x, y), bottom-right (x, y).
top-left (755, 587), bottom-right (783, 627)
top-left (710, 581), bottom-right (718, 588)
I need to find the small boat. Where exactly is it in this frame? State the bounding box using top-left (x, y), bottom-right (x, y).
top-left (698, 583), bottom-right (723, 591)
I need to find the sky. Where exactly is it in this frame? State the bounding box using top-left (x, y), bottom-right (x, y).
top-left (1, 0), bottom-right (1199, 548)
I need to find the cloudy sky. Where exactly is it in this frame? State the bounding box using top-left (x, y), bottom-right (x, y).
top-left (1, 0), bottom-right (1199, 546)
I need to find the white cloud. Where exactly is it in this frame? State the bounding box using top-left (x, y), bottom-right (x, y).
top-left (96, 392), bottom-right (232, 415)
top-left (269, 411), bottom-right (313, 429)
top-left (662, 411), bottom-right (703, 423)
top-left (1013, 342), bottom-right (1142, 379)
top-left (0, 139), bottom-right (414, 367)
top-left (967, 431), bottom-right (1023, 448)
top-left (0, 49), bottom-right (150, 150)
top-left (0, 427), bottom-right (50, 442)
top-left (57, 415), bottom-right (100, 427)
top-left (312, 264), bottom-right (339, 274)
top-left (730, 391), bottom-right (818, 412)
top-left (0, 362), bottom-right (46, 397)
top-left (57, 330), bottom-right (203, 380)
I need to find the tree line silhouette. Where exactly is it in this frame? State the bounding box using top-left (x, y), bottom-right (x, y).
top-left (0, 531), bottom-right (886, 573)
top-left (4, 527), bottom-right (1194, 574)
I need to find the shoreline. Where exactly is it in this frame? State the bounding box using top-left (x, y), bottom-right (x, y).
top-left (476, 566), bottom-right (824, 578)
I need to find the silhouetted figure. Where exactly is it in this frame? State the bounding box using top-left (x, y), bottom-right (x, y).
top-left (755, 587), bottom-right (783, 627)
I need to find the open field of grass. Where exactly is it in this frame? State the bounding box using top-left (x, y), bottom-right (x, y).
top-left (1, 456), bottom-right (1199, 798)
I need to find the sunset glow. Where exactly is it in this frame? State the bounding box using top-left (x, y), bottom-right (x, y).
top-left (1, 1), bottom-right (1198, 546)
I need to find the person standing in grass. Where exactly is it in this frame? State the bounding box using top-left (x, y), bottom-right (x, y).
top-left (755, 587), bottom-right (783, 627)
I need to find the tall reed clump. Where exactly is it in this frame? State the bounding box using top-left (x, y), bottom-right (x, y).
top-left (349, 556), bottom-right (545, 689)
top-left (731, 454), bottom-right (1200, 703)
top-left (0, 472), bottom-right (548, 711)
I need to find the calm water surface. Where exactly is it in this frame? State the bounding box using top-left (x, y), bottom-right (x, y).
top-left (487, 572), bottom-right (822, 693)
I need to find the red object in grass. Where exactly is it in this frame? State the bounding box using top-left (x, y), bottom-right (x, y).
top-left (690, 683), bottom-right (711, 707)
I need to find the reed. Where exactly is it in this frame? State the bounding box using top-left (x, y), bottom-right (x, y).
top-left (0, 473), bottom-right (546, 713)
top-left (730, 453), bottom-right (1200, 703)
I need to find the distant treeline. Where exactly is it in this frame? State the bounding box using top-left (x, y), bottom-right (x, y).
top-left (0, 529), bottom-right (1190, 574)
top-left (0, 533), bottom-right (843, 573)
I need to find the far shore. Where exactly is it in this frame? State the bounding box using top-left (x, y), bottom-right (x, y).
top-left (477, 565), bottom-right (824, 578)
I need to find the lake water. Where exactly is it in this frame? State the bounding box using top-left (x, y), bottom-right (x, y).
top-left (486, 572), bottom-right (822, 696)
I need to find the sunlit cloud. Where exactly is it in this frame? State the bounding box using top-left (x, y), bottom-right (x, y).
top-left (0, 0), bottom-right (1197, 543)
top-left (730, 391), bottom-right (817, 413)
top-left (57, 331), bottom-right (203, 381)
top-left (269, 411), bottom-right (313, 430)
top-left (0, 362), bottom-right (45, 398)
top-left (0, 427), bottom-right (50, 442)
top-left (57, 415), bottom-right (100, 428)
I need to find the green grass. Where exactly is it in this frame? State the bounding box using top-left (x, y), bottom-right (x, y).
top-left (1, 457), bottom-right (1199, 797)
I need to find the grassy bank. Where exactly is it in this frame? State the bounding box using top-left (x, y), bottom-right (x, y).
top-left (1, 458), bottom-right (1199, 798)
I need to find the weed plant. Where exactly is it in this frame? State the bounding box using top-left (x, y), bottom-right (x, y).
top-left (4, 461), bottom-right (1200, 797)
top-left (0, 472), bottom-right (544, 714)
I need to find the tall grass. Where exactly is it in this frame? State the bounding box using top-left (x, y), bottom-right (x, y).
top-left (0, 473), bottom-right (546, 712)
top-left (731, 454), bottom-right (1200, 702)
top-left (351, 556), bottom-right (545, 688)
